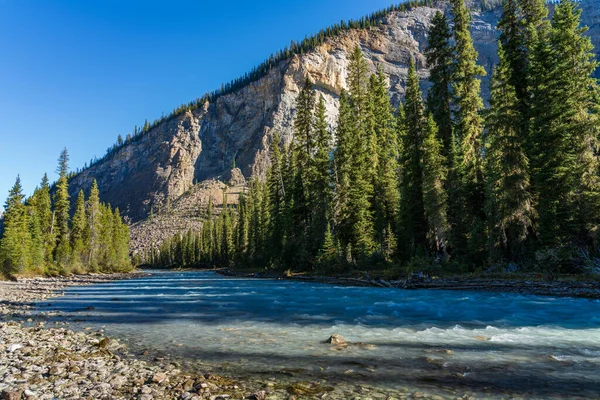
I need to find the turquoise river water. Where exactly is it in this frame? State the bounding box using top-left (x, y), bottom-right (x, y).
top-left (38, 271), bottom-right (600, 399)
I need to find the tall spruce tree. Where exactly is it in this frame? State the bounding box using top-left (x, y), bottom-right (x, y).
top-left (422, 115), bottom-right (449, 255)
top-left (71, 190), bottom-right (87, 267)
top-left (0, 176), bottom-right (31, 275)
top-left (24, 194), bottom-right (44, 269)
top-left (333, 90), bottom-right (353, 247)
top-left (399, 60), bottom-right (427, 257)
top-left (450, 0), bottom-right (487, 264)
top-left (86, 180), bottom-right (102, 271)
top-left (53, 148), bottom-right (71, 266)
top-left (530, 0), bottom-right (600, 248)
top-left (290, 78), bottom-right (316, 262)
top-left (485, 44), bottom-right (533, 261)
top-left (267, 134), bottom-right (286, 263)
top-left (310, 96), bottom-right (333, 255)
top-left (425, 11), bottom-right (454, 154)
top-left (370, 69), bottom-right (400, 250)
top-left (33, 174), bottom-right (54, 261)
top-left (346, 46), bottom-right (375, 259)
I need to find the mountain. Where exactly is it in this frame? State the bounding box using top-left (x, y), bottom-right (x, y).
top-left (67, 0), bottom-right (600, 252)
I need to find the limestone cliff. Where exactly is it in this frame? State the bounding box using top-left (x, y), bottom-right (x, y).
top-left (66, 0), bottom-right (600, 250)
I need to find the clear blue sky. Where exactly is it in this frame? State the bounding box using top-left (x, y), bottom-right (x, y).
top-left (0, 0), bottom-right (404, 210)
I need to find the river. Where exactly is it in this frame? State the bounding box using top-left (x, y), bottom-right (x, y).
top-left (38, 270), bottom-right (600, 399)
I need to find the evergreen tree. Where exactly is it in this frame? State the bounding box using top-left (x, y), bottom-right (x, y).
top-left (426, 11), bottom-right (454, 154)
top-left (53, 148), bottom-right (71, 266)
top-left (86, 180), bottom-right (102, 271)
top-left (498, 0), bottom-right (527, 105)
top-left (485, 44), bottom-right (533, 261)
top-left (422, 115), bottom-right (449, 254)
top-left (370, 69), bottom-right (400, 250)
top-left (71, 190), bottom-right (87, 267)
top-left (33, 174), bottom-right (54, 261)
top-left (111, 208), bottom-right (131, 271)
top-left (450, 0), bottom-right (487, 264)
top-left (399, 60), bottom-right (427, 256)
top-left (0, 177), bottom-right (31, 275)
top-left (267, 134), bottom-right (286, 263)
top-left (24, 195), bottom-right (44, 270)
top-left (529, 0), bottom-right (600, 248)
top-left (333, 90), bottom-right (353, 246)
top-left (345, 46), bottom-right (376, 259)
top-left (310, 96), bottom-right (333, 255)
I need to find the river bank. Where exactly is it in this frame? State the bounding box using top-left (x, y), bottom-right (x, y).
top-left (218, 268), bottom-right (600, 299)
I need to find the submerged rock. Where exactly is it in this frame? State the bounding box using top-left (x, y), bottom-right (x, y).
top-left (325, 334), bottom-right (347, 346)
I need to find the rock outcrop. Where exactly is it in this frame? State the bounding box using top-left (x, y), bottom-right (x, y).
top-left (67, 0), bottom-right (600, 248)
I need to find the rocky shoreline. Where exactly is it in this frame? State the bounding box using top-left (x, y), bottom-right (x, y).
top-left (0, 274), bottom-right (271, 400)
top-left (219, 269), bottom-right (600, 299)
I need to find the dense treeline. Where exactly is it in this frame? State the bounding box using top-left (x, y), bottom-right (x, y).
top-left (146, 0), bottom-right (600, 276)
top-left (79, 1), bottom-right (447, 173)
top-left (0, 149), bottom-right (132, 277)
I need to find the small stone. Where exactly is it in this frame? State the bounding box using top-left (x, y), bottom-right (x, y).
top-left (139, 395), bottom-right (153, 400)
top-left (1, 390), bottom-right (23, 400)
top-left (7, 344), bottom-right (23, 353)
top-left (152, 372), bottom-right (168, 384)
top-left (247, 391), bottom-right (267, 400)
top-left (413, 393), bottom-right (425, 399)
top-left (141, 385), bottom-right (152, 394)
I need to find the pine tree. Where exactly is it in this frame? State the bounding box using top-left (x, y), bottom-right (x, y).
top-left (33, 174), bottom-right (54, 262)
top-left (333, 90), bottom-right (353, 247)
top-left (450, 0), bottom-right (487, 264)
top-left (0, 177), bottom-right (31, 275)
top-left (530, 0), bottom-right (600, 248)
top-left (422, 115), bottom-right (449, 254)
top-left (399, 60), bottom-right (427, 257)
top-left (370, 69), bottom-right (400, 250)
top-left (485, 44), bottom-right (533, 261)
top-left (53, 148), bottom-right (71, 266)
top-left (317, 222), bottom-right (337, 266)
top-left (204, 198), bottom-right (214, 261)
top-left (498, 0), bottom-right (527, 104)
top-left (235, 193), bottom-right (249, 264)
top-left (71, 190), bottom-right (87, 268)
top-left (112, 208), bottom-right (131, 271)
top-left (310, 96), bottom-right (333, 255)
top-left (24, 195), bottom-right (44, 270)
top-left (267, 134), bottom-right (286, 263)
top-left (426, 11), bottom-right (454, 154)
top-left (86, 180), bottom-right (102, 271)
top-left (345, 46), bottom-right (376, 259)
top-left (290, 78), bottom-right (316, 263)
top-left (99, 204), bottom-right (115, 270)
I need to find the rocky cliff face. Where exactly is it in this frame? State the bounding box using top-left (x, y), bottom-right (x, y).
top-left (69, 0), bottom-right (600, 233)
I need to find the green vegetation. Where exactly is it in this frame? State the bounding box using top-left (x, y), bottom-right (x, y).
top-left (0, 150), bottom-right (132, 278)
top-left (145, 0), bottom-right (600, 277)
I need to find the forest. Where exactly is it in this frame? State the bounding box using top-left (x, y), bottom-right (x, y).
top-left (0, 149), bottom-right (132, 277)
top-left (145, 0), bottom-right (600, 277)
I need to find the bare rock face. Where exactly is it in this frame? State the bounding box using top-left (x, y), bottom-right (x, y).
top-left (69, 0), bottom-right (600, 227)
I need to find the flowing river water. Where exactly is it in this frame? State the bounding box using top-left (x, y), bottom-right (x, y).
top-left (38, 271), bottom-right (600, 399)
